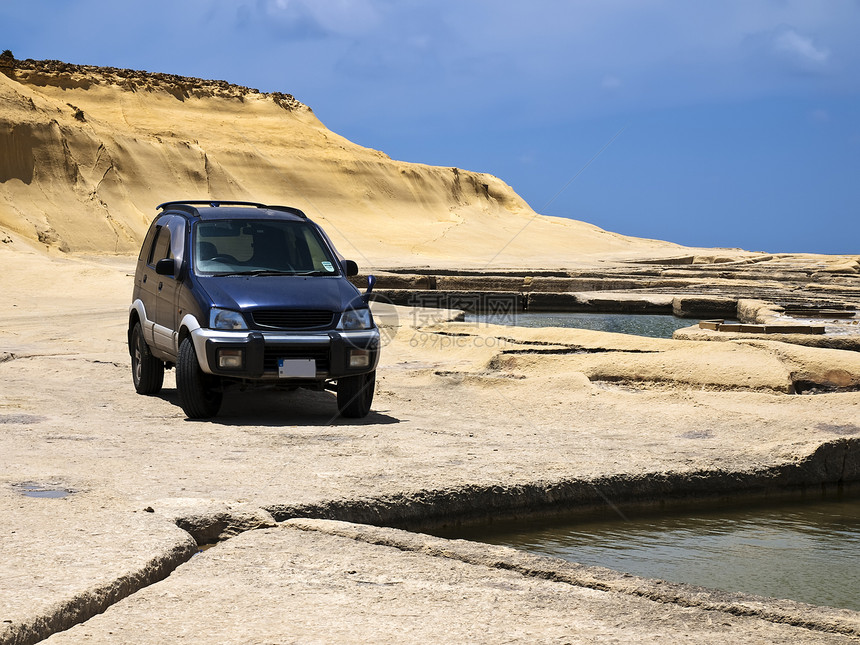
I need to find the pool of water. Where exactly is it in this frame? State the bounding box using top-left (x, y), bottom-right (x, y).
top-left (465, 312), bottom-right (697, 339)
top-left (13, 481), bottom-right (74, 498)
top-left (433, 495), bottom-right (860, 610)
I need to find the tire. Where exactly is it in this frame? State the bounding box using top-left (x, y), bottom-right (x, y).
top-left (177, 337), bottom-right (223, 419)
top-left (336, 370), bottom-right (375, 418)
top-left (131, 322), bottom-right (164, 395)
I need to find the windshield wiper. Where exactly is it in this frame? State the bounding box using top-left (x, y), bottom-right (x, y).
top-left (214, 269), bottom-right (337, 277)
top-left (216, 269), bottom-right (297, 277)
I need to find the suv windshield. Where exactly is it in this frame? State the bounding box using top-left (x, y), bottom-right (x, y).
top-left (193, 219), bottom-right (340, 276)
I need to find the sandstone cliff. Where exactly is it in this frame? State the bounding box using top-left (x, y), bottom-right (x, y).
top-left (0, 57), bottom-right (679, 267)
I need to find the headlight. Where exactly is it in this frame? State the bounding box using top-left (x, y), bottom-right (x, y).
top-left (210, 308), bottom-right (248, 330)
top-left (337, 308), bottom-right (373, 330)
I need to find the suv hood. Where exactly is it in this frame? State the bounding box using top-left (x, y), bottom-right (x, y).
top-left (196, 275), bottom-right (365, 313)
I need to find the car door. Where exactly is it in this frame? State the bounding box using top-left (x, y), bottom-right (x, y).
top-left (134, 221), bottom-right (160, 344)
top-left (137, 216), bottom-right (171, 348)
top-left (159, 216), bottom-right (187, 356)
top-left (146, 215), bottom-right (185, 355)
top-left (144, 221), bottom-right (172, 353)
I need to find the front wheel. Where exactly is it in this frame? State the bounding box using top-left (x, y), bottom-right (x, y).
top-left (336, 371), bottom-right (375, 418)
top-left (131, 322), bottom-right (164, 395)
top-left (177, 337), bottom-right (223, 419)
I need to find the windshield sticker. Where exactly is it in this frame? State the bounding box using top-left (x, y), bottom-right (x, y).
top-left (322, 261), bottom-right (334, 272)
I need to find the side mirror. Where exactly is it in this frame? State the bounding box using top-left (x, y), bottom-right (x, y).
top-left (155, 258), bottom-right (175, 276)
top-left (343, 260), bottom-right (359, 277)
top-left (363, 275), bottom-right (376, 303)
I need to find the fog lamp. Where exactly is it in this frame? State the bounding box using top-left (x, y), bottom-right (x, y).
top-left (348, 349), bottom-right (370, 368)
top-left (218, 348), bottom-right (244, 369)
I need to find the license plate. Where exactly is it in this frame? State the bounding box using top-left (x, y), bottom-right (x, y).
top-left (278, 358), bottom-right (316, 378)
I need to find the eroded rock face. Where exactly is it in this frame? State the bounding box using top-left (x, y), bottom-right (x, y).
top-left (2, 56), bottom-right (671, 264)
top-left (174, 509), bottom-right (278, 544)
top-left (672, 295), bottom-right (737, 319)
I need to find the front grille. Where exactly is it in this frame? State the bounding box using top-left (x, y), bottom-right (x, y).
top-left (263, 346), bottom-right (330, 373)
top-left (251, 310), bottom-right (336, 330)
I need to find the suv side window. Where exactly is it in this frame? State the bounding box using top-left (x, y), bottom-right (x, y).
top-left (138, 225), bottom-right (159, 264)
top-left (147, 226), bottom-right (173, 267)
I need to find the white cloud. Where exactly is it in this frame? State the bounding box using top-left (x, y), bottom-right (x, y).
top-left (303, 0), bottom-right (380, 37)
top-left (252, 0), bottom-right (380, 39)
top-left (741, 23), bottom-right (837, 80)
top-left (772, 27), bottom-right (830, 67)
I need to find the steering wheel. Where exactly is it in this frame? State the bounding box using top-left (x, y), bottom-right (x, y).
top-left (210, 254), bottom-right (238, 263)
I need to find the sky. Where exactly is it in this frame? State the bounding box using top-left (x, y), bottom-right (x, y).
top-left (2, 0), bottom-right (859, 254)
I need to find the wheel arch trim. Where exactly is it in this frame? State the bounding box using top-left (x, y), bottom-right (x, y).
top-left (128, 300), bottom-right (154, 350)
top-left (179, 314), bottom-right (208, 372)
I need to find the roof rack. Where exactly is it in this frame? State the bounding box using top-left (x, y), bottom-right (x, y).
top-left (265, 205), bottom-right (307, 218)
top-left (156, 201), bottom-right (307, 218)
top-left (157, 200), bottom-right (266, 211)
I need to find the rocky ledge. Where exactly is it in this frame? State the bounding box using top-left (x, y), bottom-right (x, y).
top-left (0, 54), bottom-right (306, 108)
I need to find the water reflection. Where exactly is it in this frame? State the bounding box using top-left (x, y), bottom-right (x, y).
top-left (465, 312), bottom-right (697, 339)
top-left (435, 496), bottom-right (860, 610)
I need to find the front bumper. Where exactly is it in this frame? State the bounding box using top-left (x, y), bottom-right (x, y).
top-left (190, 328), bottom-right (380, 380)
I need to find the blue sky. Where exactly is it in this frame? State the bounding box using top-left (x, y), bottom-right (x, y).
top-left (2, 1), bottom-right (859, 254)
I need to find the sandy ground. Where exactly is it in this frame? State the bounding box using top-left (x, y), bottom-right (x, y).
top-left (40, 521), bottom-right (858, 645)
top-left (2, 246), bottom-right (859, 643)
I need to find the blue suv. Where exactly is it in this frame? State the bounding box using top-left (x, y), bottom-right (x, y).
top-left (128, 201), bottom-right (380, 419)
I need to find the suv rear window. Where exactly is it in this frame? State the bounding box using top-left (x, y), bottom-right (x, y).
top-left (193, 220), bottom-right (339, 276)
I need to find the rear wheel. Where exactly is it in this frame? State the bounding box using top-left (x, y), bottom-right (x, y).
top-left (336, 370), bottom-right (375, 418)
top-left (177, 337), bottom-right (222, 419)
top-left (131, 322), bottom-right (164, 395)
